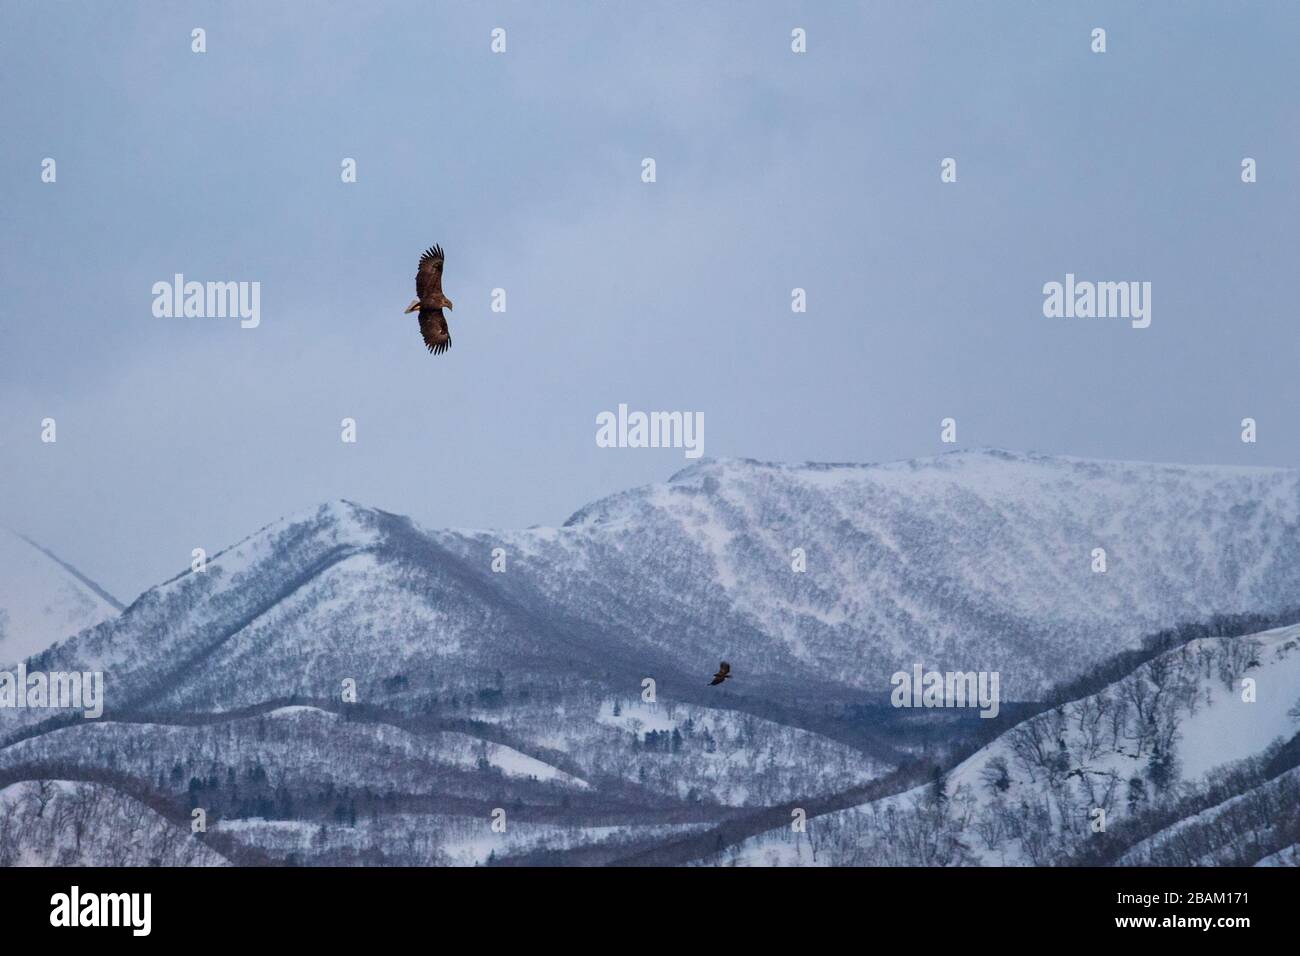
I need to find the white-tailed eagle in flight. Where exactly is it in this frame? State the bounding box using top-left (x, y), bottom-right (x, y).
top-left (403, 244), bottom-right (455, 355)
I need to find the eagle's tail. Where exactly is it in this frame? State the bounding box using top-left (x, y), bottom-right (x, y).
top-left (404, 299), bottom-right (420, 314)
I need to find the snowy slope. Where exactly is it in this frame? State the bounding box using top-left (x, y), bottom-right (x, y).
top-left (0, 528), bottom-right (122, 665)
top-left (0, 780), bottom-right (226, 866)
top-left (1117, 764), bottom-right (1300, 866)
top-left (451, 450), bottom-right (1300, 697)
top-left (721, 624), bottom-right (1300, 866)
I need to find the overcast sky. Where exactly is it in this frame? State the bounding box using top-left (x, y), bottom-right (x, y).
top-left (2, 1), bottom-right (1298, 600)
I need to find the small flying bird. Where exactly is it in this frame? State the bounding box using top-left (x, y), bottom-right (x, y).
top-left (708, 661), bottom-right (731, 686)
top-left (403, 244), bottom-right (455, 355)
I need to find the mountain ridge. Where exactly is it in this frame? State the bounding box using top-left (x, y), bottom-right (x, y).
top-left (0, 528), bottom-right (122, 666)
top-left (13, 450), bottom-right (1300, 704)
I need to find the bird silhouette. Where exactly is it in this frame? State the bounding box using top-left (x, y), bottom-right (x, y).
top-left (708, 661), bottom-right (731, 686)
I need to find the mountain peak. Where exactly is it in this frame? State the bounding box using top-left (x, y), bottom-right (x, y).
top-left (253, 498), bottom-right (382, 542)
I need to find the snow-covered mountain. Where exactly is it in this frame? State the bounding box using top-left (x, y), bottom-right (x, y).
top-left (0, 528), bottom-right (122, 665)
top-left (469, 449), bottom-right (1300, 698)
top-left (1, 450), bottom-right (1298, 865)
top-left (10, 450), bottom-right (1299, 720)
top-left (719, 623), bottom-right (1300, 867)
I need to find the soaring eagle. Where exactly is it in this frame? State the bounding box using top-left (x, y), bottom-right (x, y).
top-left (708, 661), bottom-right (731, 686)
top-left (403, 245), bottom-right (455, 355)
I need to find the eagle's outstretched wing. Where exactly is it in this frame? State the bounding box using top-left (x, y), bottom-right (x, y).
top-left (416, 245), bottom-right (444, 301)
top-left (418, 307), bottom-right (451, 355)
